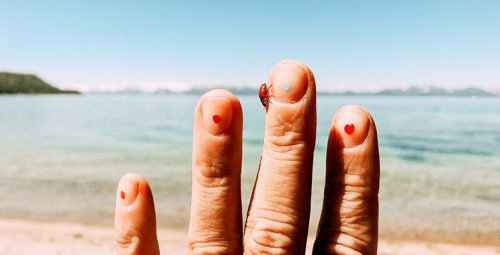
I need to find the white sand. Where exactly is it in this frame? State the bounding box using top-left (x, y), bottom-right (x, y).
top-left (0, 218), bottom-right (498, 255)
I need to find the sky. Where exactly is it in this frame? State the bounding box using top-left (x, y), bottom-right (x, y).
top-left (1, 1), bottom-right (499, 92)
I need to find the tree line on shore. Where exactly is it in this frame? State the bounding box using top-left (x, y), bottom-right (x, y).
top-left (0, 72), bottom-right (79, 94)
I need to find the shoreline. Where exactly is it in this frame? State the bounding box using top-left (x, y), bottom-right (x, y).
top-left (0, 218), bottom-right (498, 255)
top-left (2, 212), bottom-right (497, 246)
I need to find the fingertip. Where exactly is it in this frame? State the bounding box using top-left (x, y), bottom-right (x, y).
top-left (198, 89), bottom-right (241, 109)
top-left (269, 59), bottom-right (314, 104)
top-left (196, 89), bottom-right (242, 136)
top-left (332, 105), bottom-right (372, 148)
top-left (116, 173), bottom-right (143, 206)
top-left (115, 172), bottom-right (155, 215)
top-left (262, 59), bottom-right (317, 140)
top-left (202, 97), bottom-right (233, 135)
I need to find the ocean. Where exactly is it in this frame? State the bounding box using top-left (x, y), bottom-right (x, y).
top-left (0, 95), bottom-right (499, 244)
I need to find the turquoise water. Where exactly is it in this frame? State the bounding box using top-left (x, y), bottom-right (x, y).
top-left (0, 95), bottom-right (499, 243)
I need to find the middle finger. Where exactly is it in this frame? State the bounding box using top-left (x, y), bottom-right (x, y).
top-left (244, 60), bottom-right (317, 254)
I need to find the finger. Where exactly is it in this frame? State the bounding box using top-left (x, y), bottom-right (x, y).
top-left (188, 89), bottom-right (243, 254)
top-left (313, 105), bottom-right (380, 255)
top-left (115, 173), bottom-right (160, 255)
top-left (244, 59), bottom-right (316, 254)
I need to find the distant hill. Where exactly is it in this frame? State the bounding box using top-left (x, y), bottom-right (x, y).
top-left (324, 86), bottom-right (497, 97)
top-left (0, 72), bottom-right (80, 94)
top-left (87, 84), bottom-right (499, 97)
top-left (181, 85), bottom-right (498, 97)
top-left (373, 86), bottom-right (494, 96)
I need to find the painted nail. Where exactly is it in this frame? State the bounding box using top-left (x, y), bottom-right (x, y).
top-left (117, 176), bottom-right (139, 206)
top-left (334, 105), bottom-right (370, 148)
top-left (202, 97), bottom-right (233, 135)
top-left (269, 60), bottom-right (310, 104)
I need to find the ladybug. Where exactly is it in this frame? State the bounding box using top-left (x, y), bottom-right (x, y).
top-left (259, 83), bottom-right (273, 109)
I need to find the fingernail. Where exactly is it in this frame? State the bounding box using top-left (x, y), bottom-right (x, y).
top-left (117, 176), bottom-right (139, 206)
top-left (202, 97), bottom-right (233, 135)
top-left (334, 105), bottom-right (370, 148)
top-left (269, 60), bottom-right (309, 104)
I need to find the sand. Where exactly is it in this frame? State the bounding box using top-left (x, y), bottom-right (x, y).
top-left (0, 218), bottom-right (498, 255)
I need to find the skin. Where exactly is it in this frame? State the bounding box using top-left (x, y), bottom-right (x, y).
top-left (115, 59), bottom-right (380, 255)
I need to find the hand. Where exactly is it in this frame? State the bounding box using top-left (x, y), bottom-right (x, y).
top-left (114, 60), bottom-right (380, 254)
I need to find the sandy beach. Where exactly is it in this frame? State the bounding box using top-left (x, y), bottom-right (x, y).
top-left (0, 218), bottom-right (498, 255)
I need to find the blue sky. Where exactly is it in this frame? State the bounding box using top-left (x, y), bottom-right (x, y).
top-left (1, 1), bottom-right (499, 92)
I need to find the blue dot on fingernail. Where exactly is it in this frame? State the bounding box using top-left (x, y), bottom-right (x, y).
top-left (283, 82), bottom-right (290, 91)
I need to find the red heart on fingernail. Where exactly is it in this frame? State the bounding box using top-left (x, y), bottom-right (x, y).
top-left (213, 115), bottom-right (221, 123)
top-left (344, 124), bottom-right (355, 135)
